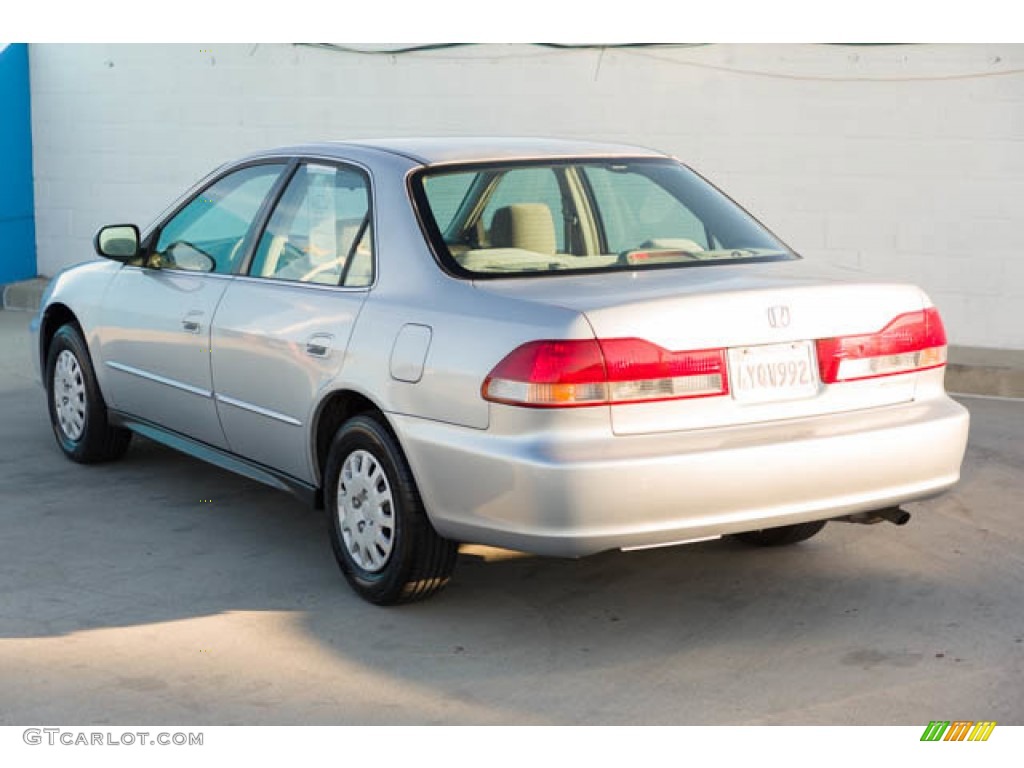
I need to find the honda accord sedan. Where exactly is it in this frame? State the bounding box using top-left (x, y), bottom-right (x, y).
top-left (31, 138), bottom-right (970, 604)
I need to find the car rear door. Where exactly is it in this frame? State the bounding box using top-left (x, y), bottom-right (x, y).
top-left (96, 162), bottom-right (288, 448)
top-left (209, 161), bottom-right (373, 483)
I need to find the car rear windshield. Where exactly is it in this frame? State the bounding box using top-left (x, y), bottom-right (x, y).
top-left (411, 158), bottom-right (796, 278)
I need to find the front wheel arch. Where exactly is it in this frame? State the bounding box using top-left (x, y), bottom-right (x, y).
top-left (40, 303), bottom-right (81, 376)
top-left (44, 323), bottom-right (131, 463)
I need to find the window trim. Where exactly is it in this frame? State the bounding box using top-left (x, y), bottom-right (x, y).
top-left (408, 156), bottom-right (800, 281)
top-left (234, 160), bottom-right (300, 276)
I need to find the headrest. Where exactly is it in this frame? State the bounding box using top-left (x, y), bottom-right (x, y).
top-left (490, 204), bottom-right (557, 255)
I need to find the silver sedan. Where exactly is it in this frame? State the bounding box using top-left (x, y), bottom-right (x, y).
top-left (31, 138), bottom-right (970, 604)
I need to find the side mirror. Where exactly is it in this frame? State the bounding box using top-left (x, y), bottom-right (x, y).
top-left (94, 224), bottom-right (141, 262)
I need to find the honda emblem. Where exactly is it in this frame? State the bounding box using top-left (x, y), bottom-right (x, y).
top-left (767, 306), bottom-right (791, 328)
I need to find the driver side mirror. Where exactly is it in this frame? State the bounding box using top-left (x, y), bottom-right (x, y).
top-left (94, 224), bottom-right (141, 262)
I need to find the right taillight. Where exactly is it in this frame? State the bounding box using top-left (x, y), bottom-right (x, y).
top-left (815, 307), bottom-right (948, 383)
top-left (482, 338), bottom-right (729, 408)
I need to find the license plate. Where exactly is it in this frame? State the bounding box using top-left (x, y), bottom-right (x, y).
top-left (728, 341), bottom-right (819, 403)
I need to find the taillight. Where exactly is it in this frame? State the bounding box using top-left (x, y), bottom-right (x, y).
top-left (482, 338), bottom-right (729, 408)
top-left (816, 307), bottom-right (947, 383)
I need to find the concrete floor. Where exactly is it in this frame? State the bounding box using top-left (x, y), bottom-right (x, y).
top-left (0, 310), bottom-right (1021, 725)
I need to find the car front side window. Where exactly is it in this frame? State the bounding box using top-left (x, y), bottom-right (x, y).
top-left (248, 163), bottom-right (374, 288)
top-left (151, 163), bottom-right (286, 274)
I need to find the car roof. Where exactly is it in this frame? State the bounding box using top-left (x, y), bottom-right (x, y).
top-left (250, 137), bottom-right (669, 166)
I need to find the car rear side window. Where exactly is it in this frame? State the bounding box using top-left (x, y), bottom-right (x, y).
top-left (249, 163), bottom-right (374, 288)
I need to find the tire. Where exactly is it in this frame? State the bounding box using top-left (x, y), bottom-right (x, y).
top-left (45, 323), bottom-right (132, 464)
top-left (325, 414), bottom-right (458, 605)
top-left (732, 520), bottom-right (827, 547)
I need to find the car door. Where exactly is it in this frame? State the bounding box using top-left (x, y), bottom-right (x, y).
top-left (97, 162), bottom-right (288, 448)
top-left (210, 161), bottom-right (374, 482)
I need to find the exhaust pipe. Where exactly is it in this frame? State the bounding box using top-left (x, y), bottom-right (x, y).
top-left (836, 507), bottom-right (912, 526)
top-left (877, 507), bottom-right (912, 526)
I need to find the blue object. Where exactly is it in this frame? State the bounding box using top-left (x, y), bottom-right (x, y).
top-left (0, 44), bottom-right (37, 284)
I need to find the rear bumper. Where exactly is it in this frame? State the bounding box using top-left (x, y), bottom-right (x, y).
top-left (393, 396), bottom-right (970, 557)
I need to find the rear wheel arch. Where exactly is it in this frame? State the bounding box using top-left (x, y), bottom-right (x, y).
top-left (312, 389), bottom-right (397, 496)
top-left (324, 413), bottom-right (458, 604)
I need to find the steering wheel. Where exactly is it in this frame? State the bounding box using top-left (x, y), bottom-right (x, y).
top-left (159, 240), bottom-right (218, 272)
top-left (277, 240), bottom-right (307, 270)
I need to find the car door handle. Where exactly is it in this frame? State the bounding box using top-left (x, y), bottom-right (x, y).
top-left (182, 310), bottom-right (204, 334)
top-left (305, 333), bottom-right (334, 358)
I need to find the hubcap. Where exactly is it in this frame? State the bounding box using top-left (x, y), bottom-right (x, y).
top-left (337, 449), bottom-right (395, 572)
top-left (53, 349), bottom-right (87, 441)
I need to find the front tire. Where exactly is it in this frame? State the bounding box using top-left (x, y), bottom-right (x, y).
top-left (45, 323), bottom-right (132, 463)
top-left (325, 414), bottom-right (458, 605)
top-left (732, 520), bottom-right (827, 547)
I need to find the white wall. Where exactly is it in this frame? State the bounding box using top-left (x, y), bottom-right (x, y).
top-left (29, 43), bottom-right (1024, 349)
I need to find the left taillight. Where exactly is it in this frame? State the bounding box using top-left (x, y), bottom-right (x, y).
top-left (815, 307), bottom-right (948, 383)
top-left (482, 338), bottom-right (729, 408)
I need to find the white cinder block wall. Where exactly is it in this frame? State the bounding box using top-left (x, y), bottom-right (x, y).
top-left (29, 43), bottom-right (1024, 349)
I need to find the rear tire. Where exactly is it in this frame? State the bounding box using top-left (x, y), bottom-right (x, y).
top-left (325, 414), bottom-right (458, 605)
top-left (733, 520), bottom-right (827, 547)
top-left (45, 323), bottom-right (132, 464)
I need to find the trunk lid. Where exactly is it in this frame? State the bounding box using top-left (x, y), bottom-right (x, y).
top-left (475, 260), bottom-right (929, 434)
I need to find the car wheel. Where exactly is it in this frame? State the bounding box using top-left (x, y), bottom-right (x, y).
top-left (45, 323), bottom-right (132, 463)
top-left (732, 520), bottom-right (827, 547)
top-left (325, 414), bottom-right (458, 605)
